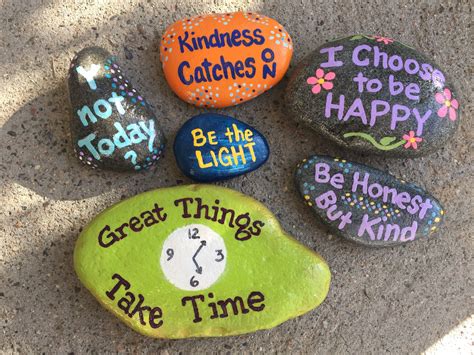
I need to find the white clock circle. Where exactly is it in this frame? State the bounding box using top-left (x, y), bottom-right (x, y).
top-left (160, 224), bottom-right (227, 291)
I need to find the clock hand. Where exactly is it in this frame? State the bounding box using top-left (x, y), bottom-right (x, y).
top-left (192, 240), bottom-right (207, 274)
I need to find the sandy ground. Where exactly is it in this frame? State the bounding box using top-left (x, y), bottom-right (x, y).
top-left (1, 0), bottom-right (473, 353)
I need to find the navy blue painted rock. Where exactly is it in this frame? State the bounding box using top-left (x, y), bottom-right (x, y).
top-left (296, 155), bottom-right (445, 247)
top-left (174, 114), bottom-right (269, 181)
top-left (68, 47), bottom-right (165, 172)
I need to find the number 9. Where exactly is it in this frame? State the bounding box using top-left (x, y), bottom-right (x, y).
top-left (166, 248), bottom-right (174, 261)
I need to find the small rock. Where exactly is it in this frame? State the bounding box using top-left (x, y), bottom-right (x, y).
top-left (68, 47), bottom-right (165, 171)
top-left (286, 35), bottom-right (460, 157)
top-left (295, 155), bottom-right (445, 247)
top-left (160, 12), bottom-right (293, 108)
top-left (124, 46), bottom-right (133, 60)
top-left (174, 113), bottom-right (269, 181)
top-left (74, 184), bottom-right (330, 338)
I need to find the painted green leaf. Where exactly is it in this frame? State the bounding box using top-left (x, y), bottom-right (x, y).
top-left (379, 136), bottom-right (397, 146)
top-left (350, 35), bottom-right (363, 40)
top-left (343, 132), bottom-right (406, 151)
top-left (74, 185), bottom-right (331, 338)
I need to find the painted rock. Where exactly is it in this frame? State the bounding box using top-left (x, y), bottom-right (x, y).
top-left (174, 113), bottom-right (269, 182)
top-left (160, 12), bottom-right (293, 108)
top-left (296, 155), bottom-right (445, 247)
top-left (68, 47), bottom-right (166, 171)
top-left (286, 35), bottom-right (460, 157)
top-left (74, 185), bottom-right (330, 338)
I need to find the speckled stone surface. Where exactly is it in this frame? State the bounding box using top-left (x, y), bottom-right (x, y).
top-left (68, 46), bottom-right (165, 171)
top-left (285, 35), bottom-right (460, 157)
top-left (1, 0), bottom-right (473, 353)
top-left (295, 155), bottom-right (445, 247)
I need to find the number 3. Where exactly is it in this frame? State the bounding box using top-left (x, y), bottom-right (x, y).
top-left (215, 249), bottom-right (224, 262)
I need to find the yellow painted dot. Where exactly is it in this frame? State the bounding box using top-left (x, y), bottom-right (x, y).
top-left (334, 158), bottom-right (340, 161)
top-left (387, 213), bottom-right (391, 217)
top-left (304, 195), bottom-right (310, 200)
top-left (374, 210), bottom-right (379, 214)
top-left (434, 217), bottom-right (440, 223)
top-left (350, 202), bottom-right (355, 206)
top-left (359, 197), bottom-right (363, 201)
top-left (345, 193), bottom-right (351, 197)
top-left (303, 159), bottom-right (307, 162)
top-left (362, 206), bottom-right (366, 210)
top-left (441, 210), bottom-right (444, 215)
top-left (395, 209), bottom-right (400, 213)
top-left (370, 201), bottom-right (375, 205)
top-left (341, 159), bottom-right (347, 163)
top-left (431, 226), bottom-right (437, 231)
top-left (382, 205), bottom-right (387, 209)
top-left (308, 202), bottom-right (313, 206)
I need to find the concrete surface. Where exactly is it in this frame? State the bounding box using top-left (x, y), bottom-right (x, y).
top-left (1, 0), bottom-right (473, 353)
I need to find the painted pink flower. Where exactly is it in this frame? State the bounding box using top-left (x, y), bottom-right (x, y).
top-left (435, 88), bottom-right (459, 121)
top-left (373, 36), bottom-right (394, 44)
top-left (403, 131), bottom-right (422, 149)
top-left (306, 68), bottom-right (336, 94)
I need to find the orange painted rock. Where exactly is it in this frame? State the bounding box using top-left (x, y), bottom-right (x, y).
top-left (160, 12), bottom-right (293, 108)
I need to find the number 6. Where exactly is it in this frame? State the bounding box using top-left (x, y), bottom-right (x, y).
top-left (190, 276), bottom-right (199, 287)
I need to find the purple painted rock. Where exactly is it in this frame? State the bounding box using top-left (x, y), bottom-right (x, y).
top-left (286, 35), bottom-right (460, 157)
top-left (296, 155), bottom-right (445, 247)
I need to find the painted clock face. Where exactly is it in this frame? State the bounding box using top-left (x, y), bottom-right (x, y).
top-left (160, 224), bottom-right (227, 291)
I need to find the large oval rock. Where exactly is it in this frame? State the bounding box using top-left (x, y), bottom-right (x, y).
top-left (160, 12), bottom-right (293, 108)
top-left (296, 155), bottom-right (445, 247)
top-left (68, 47), bottom-right (166, 171)
top-left (74, 184), bottom-right (330, 338)
top-left (174, 113), bottom-right (269, 181)
top-left (286, 35), bottom-right (460, 157)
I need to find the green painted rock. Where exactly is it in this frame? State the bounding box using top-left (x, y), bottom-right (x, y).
top-left (74, 185), bottom-right (330, 338)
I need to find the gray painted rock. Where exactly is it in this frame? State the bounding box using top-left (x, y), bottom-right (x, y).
top-left (295, 155), bottom-right (445, 247)
top-left (286, 35), bottom-right (460, 157)
top-left (68, 47), bottom-right (165, 171)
